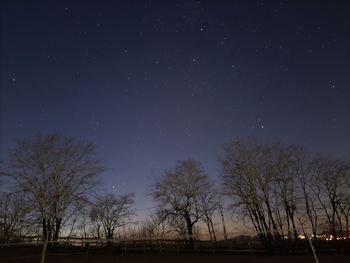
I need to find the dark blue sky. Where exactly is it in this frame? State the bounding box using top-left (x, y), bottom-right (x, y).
top-left (1, 0), bottom-right (349, 215)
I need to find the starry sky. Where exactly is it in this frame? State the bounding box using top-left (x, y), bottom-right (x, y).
top-left (1, 0), bottom-right (349, 217)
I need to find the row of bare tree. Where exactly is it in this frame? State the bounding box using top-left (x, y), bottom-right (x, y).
top-left (0, 134), bottom-right (134, 245)
top-left (1, 134), bottom-right (349, 252)
top-left (221, 140), bottom-right (350, 248)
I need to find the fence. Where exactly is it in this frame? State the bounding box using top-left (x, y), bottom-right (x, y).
top-left (1, 236), bottom-right (350, 255)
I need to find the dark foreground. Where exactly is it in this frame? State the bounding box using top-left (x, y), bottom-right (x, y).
top-left (0, 246), bottom-right (349, 263)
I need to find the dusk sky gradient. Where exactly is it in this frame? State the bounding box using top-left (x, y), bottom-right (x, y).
top-left (1, 0), bottom-right (349, 218)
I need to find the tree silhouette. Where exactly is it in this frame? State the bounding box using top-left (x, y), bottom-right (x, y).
top-left (90, 193), bottom-right (135, 239)
top-left (9, 133), bottom-right (104, 241)
top-left (150, 159), bottom-right (216, 251)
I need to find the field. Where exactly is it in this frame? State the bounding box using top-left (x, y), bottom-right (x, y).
top-left (1, 246), bottom-right (350, 263)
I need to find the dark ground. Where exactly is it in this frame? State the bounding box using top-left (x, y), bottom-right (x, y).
top-left (0, 246), bottom-right (349, 263)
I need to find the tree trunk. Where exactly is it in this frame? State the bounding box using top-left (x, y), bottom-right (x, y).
top-left (52, 218), bottom-right (62, 241)
top-left (335, 208), bottom-right (344, 240)
top-left (185, 219), bottom-right (194, 252)
top-left (42, 218), bottom-right (53, 241)
top-left (209, 219), bottom-right (216, 242)
top-left (206, 221), bottom-right (213, 241)
top-left (106, 228), bottom-right (113, 246)
top-left (219, 204), bottom-right (227, 241)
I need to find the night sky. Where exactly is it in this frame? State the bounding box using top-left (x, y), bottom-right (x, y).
top-left (1, 1), bottom-right (349, 217)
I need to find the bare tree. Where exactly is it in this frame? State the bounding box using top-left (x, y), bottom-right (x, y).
top-left (338, 194), bottom-right (350, 240)
top-left (221, 140), bottom-right (276, 247)
top-left (75, 204), bottom-right (94, 239)
top-left (218, 196), bottom-right (228, 241)
top-left (221, 139), bottom-right (350, 249)
top-left (0, 192), bottom-right (30, 243)
top-left (273, 144), bottom-right (300, 240)
top-left (9, 133), bottom-right (104, 242)
top-left (220, 140), bottom-right (308, 252)
top-left (150, 159), bottom-right (215, 250)
top-left (90, 193), bottom-right (135, 239)
top-left (164, 213), bottom-right (188, 237)
top-left (135, 214), bottom-right (166, 238)
top-left (295, 148), bottom-right (320, 241)
top-left (309, 156), bottom-right (349, 240)
top-left (200, 188), bottom-right (218, 242)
